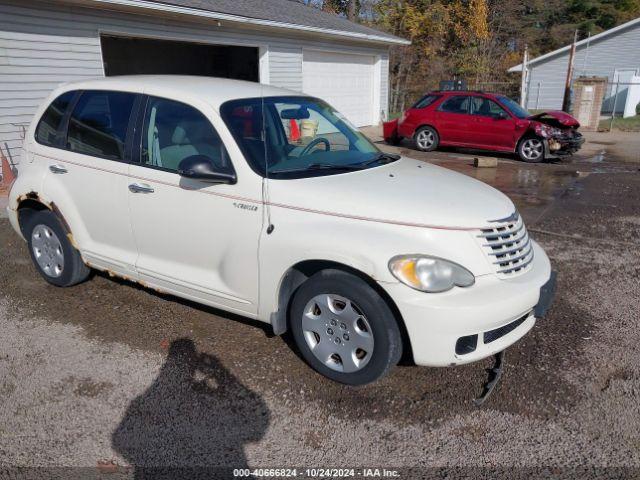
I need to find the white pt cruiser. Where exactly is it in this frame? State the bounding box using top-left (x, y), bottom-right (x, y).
top-left (7, 76), bottom-right (556, 385)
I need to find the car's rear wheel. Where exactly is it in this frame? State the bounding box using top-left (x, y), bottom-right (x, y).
top-left (25, 210), bottom-right (90, 287)
top-left (414, 126), bottom-right (439, 152)
top-left (385, 132), bottom-right (402, 146)
top-left (518, 136), bottom-right (545, 163)
top-left (289, 270), bottom-right (402, 385)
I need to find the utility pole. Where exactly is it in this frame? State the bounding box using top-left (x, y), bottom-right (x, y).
top-left (520, 44), bottom-right (529, 108)
top-left (347, 0), bottom-right (357, 22)
top-left (562, 30), bottom-right (578, 113)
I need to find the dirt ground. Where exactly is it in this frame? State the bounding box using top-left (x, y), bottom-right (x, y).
top-left (1, 131), bottom-right (639, 478)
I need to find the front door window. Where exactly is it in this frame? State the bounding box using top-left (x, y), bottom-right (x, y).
top-left (141, 97), bottom-right (234, 175)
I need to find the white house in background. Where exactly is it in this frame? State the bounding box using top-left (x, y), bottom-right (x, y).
top-left (0, 0), bottom-right (408, 166)
top-left (509, 16), bottom-right (640, 115)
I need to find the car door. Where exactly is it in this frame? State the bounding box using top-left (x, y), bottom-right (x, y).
top-left (469, 96), bottom-right (517, 150)
top-left (127, 95), bottom-right (262, 315)
top-left (41, 89), bottom-right (140, 277)
top-left (435, 95), bottom-right (472, 145)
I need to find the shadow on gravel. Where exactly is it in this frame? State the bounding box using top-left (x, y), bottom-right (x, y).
top-left (112, 339), bottom-right (269, 478)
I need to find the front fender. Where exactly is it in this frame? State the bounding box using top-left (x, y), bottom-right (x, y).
top-left (257, 206), bottom-right (491, 324)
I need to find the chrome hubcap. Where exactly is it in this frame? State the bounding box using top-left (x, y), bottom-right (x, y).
top-left (416, 130), bottom-right (435, 149)
top-left (31, 224), bottom-right (64, 278)
top-left (302, 294), bottom-right (374, 373)
top-left (522, 139), bottom-right (543, 160)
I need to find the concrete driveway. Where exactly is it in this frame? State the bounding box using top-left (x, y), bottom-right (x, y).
top-left (1, 130), bottom-right (639, 477)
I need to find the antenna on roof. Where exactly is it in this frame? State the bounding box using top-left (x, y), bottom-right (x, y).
top-left (261, 84), bottom-right (275, 235)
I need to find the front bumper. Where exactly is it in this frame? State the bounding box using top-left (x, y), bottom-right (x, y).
top-left (546, 132), bottom-right (585, 158)
top-left (381, 241), bottom-right (553, 367)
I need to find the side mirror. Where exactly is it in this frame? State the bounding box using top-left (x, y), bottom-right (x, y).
top-left (495, 111), bottom-right (509, 120)
top-left (178, 155), bottom-right (236, 184)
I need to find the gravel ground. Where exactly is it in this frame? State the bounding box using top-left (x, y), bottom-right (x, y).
top-left (0, 146), bottom-right (639, 478)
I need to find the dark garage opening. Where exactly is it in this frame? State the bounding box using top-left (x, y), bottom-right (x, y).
top-left (101, 36), bottom-right (259, 82)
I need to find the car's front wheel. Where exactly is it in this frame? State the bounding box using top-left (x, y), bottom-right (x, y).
top-left (414, 126), bottom-right (439, 152)
top-left (289, 270), bottom-right (402, 385)
top-left (518, 136), bottom-right (545, 163)
top-left (25, 210), bottom-right (90, 287)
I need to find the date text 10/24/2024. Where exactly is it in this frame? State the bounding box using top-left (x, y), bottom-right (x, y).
top-left (233, 468), bottom-right (400, 478)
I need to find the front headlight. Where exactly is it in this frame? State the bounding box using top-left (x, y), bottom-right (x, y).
top-left (388, 255), bottom-right (475, 293)
top-left (535, 124), bottom-right (562, 138)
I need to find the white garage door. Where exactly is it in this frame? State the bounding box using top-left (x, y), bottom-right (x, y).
top-left (303, 50), bottom-right (375, 127)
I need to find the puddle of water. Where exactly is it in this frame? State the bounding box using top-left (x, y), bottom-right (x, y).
top-left (429, 160), bottom-right (584, 215)
top-left (585, 150), bottom-right (607, 163)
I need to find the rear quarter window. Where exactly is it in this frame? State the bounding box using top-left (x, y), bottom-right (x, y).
top-left (413, 95), bottom-right (440, 109)
top-left (35, 91), bottom-right (77, 147)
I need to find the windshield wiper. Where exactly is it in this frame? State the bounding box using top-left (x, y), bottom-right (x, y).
top-left (271, 163), bottom-right (365, 174)
top-left (355, 152), bottom-right (401, 168)
top-left (270, 154), bottom-right (401, 175)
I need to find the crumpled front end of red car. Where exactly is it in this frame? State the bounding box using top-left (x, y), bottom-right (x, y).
top-left (530, 112), bottom-right (584, 157)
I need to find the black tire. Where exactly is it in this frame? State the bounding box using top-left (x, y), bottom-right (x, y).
top-left (414, 126), bottom-right (439, 152)
top-left (517, 136), bottom-right (545, 163)
top-left (289, 269), bottom-right (402, 385)
top-left (24, 210), bottom-right (90, 287)
top-left (385, 133), bottom-right (402, 146)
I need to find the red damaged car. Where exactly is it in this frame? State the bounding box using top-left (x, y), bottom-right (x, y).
top-left (384, 91), bottom-right (584, 163)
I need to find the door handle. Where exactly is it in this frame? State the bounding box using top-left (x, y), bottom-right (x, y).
top-left (49, 164), bottom-right (68, 174)
top-left (128, 183), bottom-right (154, 194)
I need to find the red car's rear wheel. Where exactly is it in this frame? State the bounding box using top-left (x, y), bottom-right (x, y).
top-left (414, 126), bottom-right (439, 152)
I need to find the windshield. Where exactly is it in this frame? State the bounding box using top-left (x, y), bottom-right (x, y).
top-left (220, 96), bottom-right (389, 179)
top-left (496, 95), bottom-right (532, 119)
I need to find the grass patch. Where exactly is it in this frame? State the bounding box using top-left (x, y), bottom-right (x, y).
top-left (599, 115), bottom-right (640, 132)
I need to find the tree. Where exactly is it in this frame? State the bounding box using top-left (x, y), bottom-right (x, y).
top-left (310, 0), bottom-right (640, 111)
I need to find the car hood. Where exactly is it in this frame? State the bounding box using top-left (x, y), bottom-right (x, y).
top-left (528, 110), bottom-right (580, 128)
top-left (268, 157), bottom-right (515, 229)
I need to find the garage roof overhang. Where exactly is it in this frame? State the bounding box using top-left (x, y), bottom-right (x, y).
top-left (63, 0), bottom-right (411, 46)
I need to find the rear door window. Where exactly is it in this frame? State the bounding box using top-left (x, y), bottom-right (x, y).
top-left (35, 91), bottom-right (77, 147)
top-left (439, 96), bottom-right (470, 114)
top-left (66, 90), bottom-right (136, 161)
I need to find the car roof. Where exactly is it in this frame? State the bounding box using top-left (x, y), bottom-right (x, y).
top-left (430, 90), bottom-right (503, 97)
top-left (53, 75), bottom-right (300, 109)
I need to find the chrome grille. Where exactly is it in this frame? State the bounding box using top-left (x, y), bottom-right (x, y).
top-left (477, 212), bottom-right (533, 276)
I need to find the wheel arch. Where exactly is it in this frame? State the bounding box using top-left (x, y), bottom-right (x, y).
top-left (414, 123), bottom-right (440, 138)
top-left (270, 259), bottom-right (413, 363)
top-left (16, 194), bottom-right (76, 247)
top-left (515, 130), bottom-right (540, 149)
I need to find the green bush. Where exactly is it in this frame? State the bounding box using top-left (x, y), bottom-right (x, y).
top-left (636, 102), bottom-right (640, 116)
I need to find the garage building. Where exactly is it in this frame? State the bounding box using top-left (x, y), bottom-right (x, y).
top-left (0, 0), bottom-right (408, 166)
top-left (509, 16), bottom-right (640, 114)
